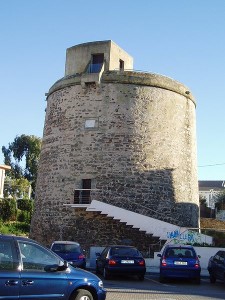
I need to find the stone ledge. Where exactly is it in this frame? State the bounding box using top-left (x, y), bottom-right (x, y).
top-left (47, 71), bottom-right (195, 106)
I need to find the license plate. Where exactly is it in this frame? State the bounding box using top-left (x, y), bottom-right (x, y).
top-left (174, 261), bottom-right (187, 265)
top-left (121, 260), bottom-right (134, 264)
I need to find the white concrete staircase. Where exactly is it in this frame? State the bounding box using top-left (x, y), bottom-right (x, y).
top-left (86, 200), bottom-right (186, 241)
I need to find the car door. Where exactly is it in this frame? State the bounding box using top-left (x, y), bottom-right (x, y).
top-left (0, 236), bottom-right (20, 299)
top-left (97, 247), bottom-right (109, 273)
top-left (18, 240), bottom-right (69, 300)
top-left (215, 251), bottom-right (225, 280)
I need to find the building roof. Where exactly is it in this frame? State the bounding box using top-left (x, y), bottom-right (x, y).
top-left (0, 165), bottom-right (11, 171)
top-left (199, 181), bottom-right (225, 190)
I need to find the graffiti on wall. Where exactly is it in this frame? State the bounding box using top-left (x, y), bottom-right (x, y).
top-left (166, 229), bottom-right (201, 244)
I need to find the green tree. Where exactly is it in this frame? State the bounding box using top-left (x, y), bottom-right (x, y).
top-left (3, 177), bottom-right (31, 199)
top-left (215, 190), bottom-right (225, 211)
top-left (17, 198), bottom-right (33, 223)
top-left (0, 198), bottom-right (17, 221)
top-left (199, 195), bottom-right (207, 206)
top-left (2, 135), bottom-right (41, 197)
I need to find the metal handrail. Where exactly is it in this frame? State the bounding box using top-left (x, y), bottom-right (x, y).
top-left (87, 63), bottom-right (103, 74)
top-left (74, 189), bottom-right (99, 204)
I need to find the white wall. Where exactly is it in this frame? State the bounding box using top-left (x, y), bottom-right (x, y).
top-left (0, 168), bottom-right (5, 198)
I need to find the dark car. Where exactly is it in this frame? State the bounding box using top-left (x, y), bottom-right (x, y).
top-left (208, 250), bottom-right (225, 284)
top-left (96, 245), bottom-right (146, 280)
top-left (157, 244), bottom-right (201, 283)
top-left (0, 234), bottom-right (106, 300)
top-left (50, 240), bottom-right (86, 269)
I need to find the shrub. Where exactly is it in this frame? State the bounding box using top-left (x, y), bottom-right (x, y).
top-left (17, 199), bottom-right (33, 223)
top-left (17, 210), bottom-right (26, 222)
top-left (0, 198), bottom-right (17, 221)
top-left (0, 221), bottom-right (29, 236)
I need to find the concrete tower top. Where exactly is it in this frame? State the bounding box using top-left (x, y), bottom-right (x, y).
top-left (65, 40), bottom-right (133, 76)
top-left (48, 40), bottom-right (195, 105)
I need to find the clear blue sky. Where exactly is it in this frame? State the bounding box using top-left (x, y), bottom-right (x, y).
top-left (0, 0), bottom-right (224, 180)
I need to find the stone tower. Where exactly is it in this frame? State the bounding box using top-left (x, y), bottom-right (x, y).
top-left (30, 40), bottom-right (199, 247)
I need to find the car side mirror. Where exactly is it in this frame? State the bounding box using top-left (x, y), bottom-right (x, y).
top-left (96, 252), bottom-right (101, 257)
top-left (44, 264), bottom-right (62, 272)
top-left (57, 260), bottom-right (69, 271)
top-left (198, 255), bottom-right (201, 258)
top-left (157, 253), bottom-right (162, 257)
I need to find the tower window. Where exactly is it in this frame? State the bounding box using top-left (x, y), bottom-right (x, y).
top-left (85, 119), bottom-right (96, 128)
top-left (88, 54), bottom-right (104, 73)
top-left (82, 179), bottom-right (91, 204)
top-left (119, 59), bottom-right (124, 71)
top-left (74, 179), bottom-right (92, 204)
top-left (84, 118), bottom-right (99, 130)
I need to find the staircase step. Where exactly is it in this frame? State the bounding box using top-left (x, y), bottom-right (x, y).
top-left (87, 200), bottom-right (180, 240)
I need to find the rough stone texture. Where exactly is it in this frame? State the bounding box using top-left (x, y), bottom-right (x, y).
top-left (30, 70), bottom-right (199, 247)
top-left (36, 208), bottom-right (162, 255)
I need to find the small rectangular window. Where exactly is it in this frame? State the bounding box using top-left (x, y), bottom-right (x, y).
top-left (74, 190), bottom-right (80, 204)
top-left (74, 179), bottom-right (92, 204)
top-left (88, 54), bottom-right (104, 73)
top-left (119, 59), bottom-right (124, 71)
top-left (84, 118), bottom-right (99, 130)
top-left (0, 240), bottom-right (18, 270)
top-left (85, 119), bottom-right (96, 128)
top-left (82, 179), bottom-right (91, 204)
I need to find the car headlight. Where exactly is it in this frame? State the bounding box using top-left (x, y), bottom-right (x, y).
top-left (98, 280), bottom-right (104, 288)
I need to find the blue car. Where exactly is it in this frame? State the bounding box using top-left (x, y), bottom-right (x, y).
top-left (0, 234), bottom-right (106, 300)
top-left (157, 244), bottom-right (201, 283)
top-left (50, 241), bottom-right (86, 269)
top-left (96, 245), bottom-right (146, 280)
top-left (208, 250), bottom-right (225, 284)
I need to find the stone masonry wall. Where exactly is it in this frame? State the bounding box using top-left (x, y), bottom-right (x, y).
top-left (31, 207), bottom-right (162, 255)
top-left (30, 71), bottom-right (199, 246)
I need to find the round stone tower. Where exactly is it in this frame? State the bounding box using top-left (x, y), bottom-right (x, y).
top-left (30, 40), bottom-right (199, 246)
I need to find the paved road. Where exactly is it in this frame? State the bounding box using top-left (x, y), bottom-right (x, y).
top-left (100, 274), bottom-right (225, 300)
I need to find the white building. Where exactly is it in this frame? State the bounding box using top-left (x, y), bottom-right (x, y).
top-left (0, 164), bottom-right (11, 198)
top-left (199, 180), bottom-right (225, 209)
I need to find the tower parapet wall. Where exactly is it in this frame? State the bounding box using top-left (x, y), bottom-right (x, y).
top-left (48, 71), bottom-right (195, 105)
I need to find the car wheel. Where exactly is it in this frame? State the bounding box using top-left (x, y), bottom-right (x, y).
top-left (138, 274), bottom-right (145, 281)
top-left (103, 267), bottom-right (110, 280)
top-left (210, 274), bottom-right (216, 283)
top-left (73, 289), bottom-right (93, 300)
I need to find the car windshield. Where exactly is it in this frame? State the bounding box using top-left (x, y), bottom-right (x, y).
top-left (111, 247), bottom-right (141, 257)
top-left (52, 244), bottom-right (81, 253)
top-left (165, 247), bottom-right (195, 258)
